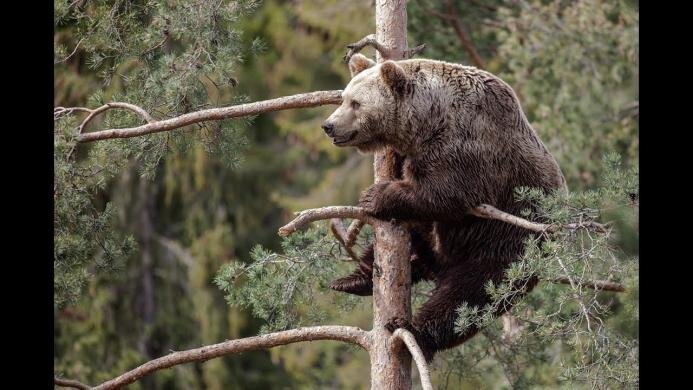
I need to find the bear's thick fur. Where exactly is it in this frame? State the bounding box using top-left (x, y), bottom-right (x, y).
top-left (322, 54), bottom-right (566, 361)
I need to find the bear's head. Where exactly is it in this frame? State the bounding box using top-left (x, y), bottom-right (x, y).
top-left (322, 53), bottom-right (410, 152)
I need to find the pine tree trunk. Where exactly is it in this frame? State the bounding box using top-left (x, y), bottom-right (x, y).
top-left (369, 1), bottom-right (413, 389)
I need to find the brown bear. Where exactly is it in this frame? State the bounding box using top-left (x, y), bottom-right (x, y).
top-left (322, 53), bottom-right (566, 362)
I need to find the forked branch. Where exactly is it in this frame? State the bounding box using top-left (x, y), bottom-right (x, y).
top-left (54, 377), bottom-right (90, 390)
top-left (345, 219), bottom-right (365, 248)
top-left (279, 206), bottom-right (376, 237)
top-left (54, 326), bottom-right (370, 390)
top-left (553, 276), bottom-right (625, 292)
top-left (329, 218), bottom-right (360, 261)
top-left (55, 102), bottom-right (155, 135)
top-left (343, 34), bottom-right (425, 63)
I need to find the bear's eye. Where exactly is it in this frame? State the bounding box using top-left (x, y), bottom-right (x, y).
top-left (351, 100), bottom-right (360, 110)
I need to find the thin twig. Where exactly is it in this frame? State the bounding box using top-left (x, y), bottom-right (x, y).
top-left (55, 37), bottom-right (86, 64)
top-left (56, 102), bottom-right (157, 160)
top-left (403, 44), bottom-right (427, 60)
top-left (329, 218), bottom-right (360, 261)
top-left (553, 276), bottom-right (625, 292)
top-left (556, 256), bottom-right (593, 332)
top-left (55, 102), bottom-right (155, 134)
top-left (445, 0), bottom-right (485, 68)
top-left (54, 376), bottom-right (91, 390)
top-left (424, 0), bottom-right (485, 68)
top-left (345, 219), bottom-right (365, 248)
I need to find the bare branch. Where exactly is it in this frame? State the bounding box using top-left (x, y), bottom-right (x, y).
top-left (501, 313), bottom-right (524, 342)
top-left (54, 376), bottom-right (90, 390)
top-left (555, 257), bottom-right (594, 332)
top-left (553, 276), bottom-right (625, 292)
top-left (55, 326), bottom-right (370, 390)
top-left (55, 37), bottom-right (86, 64)
top-left (55, 90), bottom-right (342, 143)
top-left (84, 103), bottom-right (155, 133)
top-left (403, 43), bottom-right (427, 60)
top-left (343, 34), bottom-right (425, 63)
top-left (425, 0), bottom-right (486, 68)
top-left (329, 216), bottom-right (365, 261)
top-left (329, 218), bottom-right (360, 261)
top-left (53, 106), bottom-right (93, 119)
top-left (470, 204), bottom-right (608, 234)
top-left (445, 0), bottom-right (485, 68)
top-left (344, 34), bottom-right (391, 62)
top-left (282, 203), bottom-right (608, 239)
top-left (55, 102), bottom-right (156, 135)
top-left (279, 206), bottom-right (375, 237)
top-left (390, 329), bottom-right (433, 390)
top-left (466, 0), bottom-right (498, 12)
top-left (621, 100), bottom-right (639, 118)
top-left (345, 219), bottom-right (365, 248)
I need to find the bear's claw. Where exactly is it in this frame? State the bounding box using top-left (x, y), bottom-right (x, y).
top-left (358, 182), bottom-right (391, 217)
top-left (385, 317), bottom-right (416, 334)
top-left (385, 317), bottom-right (436, 361)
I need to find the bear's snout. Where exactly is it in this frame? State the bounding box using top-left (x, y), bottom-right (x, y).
top-left (321, 122), bottom-right (335, 137)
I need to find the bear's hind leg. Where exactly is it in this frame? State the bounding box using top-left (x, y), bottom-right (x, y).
top-left (385, 263), bottom-right (496, 362)
top-left (330, 228), bottom-right (438, 296)
top-left (386, 260), bottom-right (539, 361)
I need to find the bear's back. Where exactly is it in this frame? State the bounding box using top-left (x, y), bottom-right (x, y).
top-left (398, 58), bottom-right (565, 193)
top-left (393, 59), bottom-right (566, 263)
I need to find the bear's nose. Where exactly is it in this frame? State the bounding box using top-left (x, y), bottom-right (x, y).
top-left (321, 122), bottom-right (335, 136)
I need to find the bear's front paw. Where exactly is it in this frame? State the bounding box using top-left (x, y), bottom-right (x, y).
top-left (358, 182), bottom-right (392, 218)
top-left (385, 317), bottom-right (435, 361)
top-left (384, 317), bottom-right (417, 334)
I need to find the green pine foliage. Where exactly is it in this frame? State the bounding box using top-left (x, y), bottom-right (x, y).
top-left (450, 154), bottom-right (638, 388)
top-left (54, 114), bottom-right (136, 308)
top-left (215, 224), bottom-right (365, 333)
top-left (54, 0), bottom-right (261, 307)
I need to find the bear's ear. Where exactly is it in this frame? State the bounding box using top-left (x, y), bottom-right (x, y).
top-left (380, 61), bottom-right (408, 96)
top-left (348, 53), bottom-right (376, 77)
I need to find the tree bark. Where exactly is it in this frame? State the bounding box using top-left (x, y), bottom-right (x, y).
top-left (135, 178), bottom-right (158, 390)
top-left (370, 1), bottom-right (413, 389)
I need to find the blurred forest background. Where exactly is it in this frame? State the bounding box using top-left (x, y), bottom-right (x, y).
top-left (54, 0), bottom-right (638, 388)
